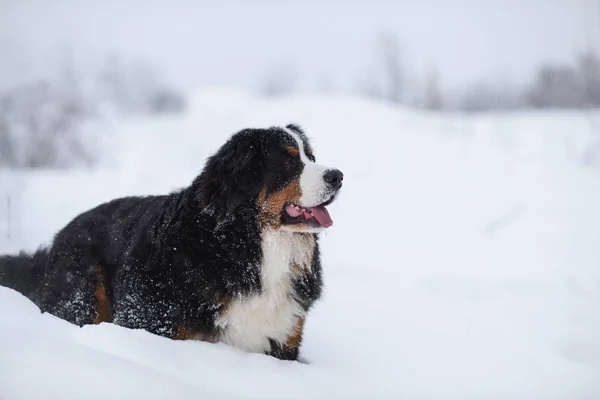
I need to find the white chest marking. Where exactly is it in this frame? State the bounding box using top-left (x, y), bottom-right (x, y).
top-left (216, 230), bottom-right (314, 353)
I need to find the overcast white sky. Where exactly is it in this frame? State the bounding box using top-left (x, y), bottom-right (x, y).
top-left (0, 0), bottom-right (598, 95)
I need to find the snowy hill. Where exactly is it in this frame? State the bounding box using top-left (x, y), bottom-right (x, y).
top-left (1, 92), bottom-right (600, 399)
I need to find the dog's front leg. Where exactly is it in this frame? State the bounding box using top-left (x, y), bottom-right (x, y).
top-left (267, 317), bottom-right (305, 361)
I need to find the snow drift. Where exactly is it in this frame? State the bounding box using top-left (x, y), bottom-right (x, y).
top-left (1, 92), bottom-right (600, 399)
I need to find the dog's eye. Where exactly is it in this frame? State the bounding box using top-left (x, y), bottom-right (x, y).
top-left (286, 146), bottom-right (299, 158)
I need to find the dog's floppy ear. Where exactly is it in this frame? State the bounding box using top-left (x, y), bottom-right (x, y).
top-left (195, 131), bottom-right (265, 213)
top-left (218, 134), bottom-right (265, 198)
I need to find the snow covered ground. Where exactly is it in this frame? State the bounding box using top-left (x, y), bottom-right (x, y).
top-left (1, 92), bottom-right (600, 399)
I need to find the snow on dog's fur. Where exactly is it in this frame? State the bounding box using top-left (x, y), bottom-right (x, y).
top-left (0, 124), bottom-right (343, 360)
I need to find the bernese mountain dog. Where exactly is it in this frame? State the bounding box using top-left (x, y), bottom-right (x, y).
top-left (0, 124), bottom-right (343, 361)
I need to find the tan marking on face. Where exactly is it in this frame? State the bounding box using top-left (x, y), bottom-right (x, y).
top-left (285, 317), bottom-right (305, 348)
top-left (258, 178), bottom-right (302, 227)
top-left (287, 146), bottom-right (299, 157)
top-left (93, 266), bottom-right (112, 324)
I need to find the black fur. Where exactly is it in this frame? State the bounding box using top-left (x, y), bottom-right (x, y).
top-left (0, 125), bottom-right (325, 360)
top-left (0, 249), bottom-right (47, 302)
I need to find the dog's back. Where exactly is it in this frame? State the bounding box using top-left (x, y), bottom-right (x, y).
top-left (1, 193), bottom-right (181, 326)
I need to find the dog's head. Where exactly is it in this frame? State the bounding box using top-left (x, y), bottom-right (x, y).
top-left (197, 125), bottom-right (343, 233)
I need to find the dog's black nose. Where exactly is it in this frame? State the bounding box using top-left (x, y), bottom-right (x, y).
top-left (323, 169), bottom-right (344, 190)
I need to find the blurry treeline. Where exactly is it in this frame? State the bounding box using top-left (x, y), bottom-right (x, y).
top-left (0, 54), bottom-right (185, 169)
top-left (457, 51), bottom-right (600, 112)
top-left (2, 32), bottom-right (600, 169)
top-left (263, 31), bottom-right (600, 113)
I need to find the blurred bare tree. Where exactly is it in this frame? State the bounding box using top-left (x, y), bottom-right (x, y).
top-left (98, 53), bottom-right (185, 114)
top-left (527, 65), bottom-right (583, 108)
top-left (378, 31), bottom-right (404, 103)
top-left (359, 31), bottom-right (406, 103)
top-left (422, 69), bottom-right (444, 110)
top-left (579, 52), bottom-right (600, 107)
top-left (0, 64), bottom-right (96, 168)
top-left (0, 52), bottom-right (186, 169)
top-left (527, 51), bottom-right (600, 109)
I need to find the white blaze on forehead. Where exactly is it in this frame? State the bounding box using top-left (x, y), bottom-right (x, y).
top-left (281, 127), bottom-right (331, 208)
top-left (281, 127), bottom-right (311, 164)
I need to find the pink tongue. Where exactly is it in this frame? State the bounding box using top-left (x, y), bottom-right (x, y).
top-left (310, 205), bottom-right (333, 228)
top-left (285, 204), bottom-right (303, 217)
